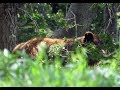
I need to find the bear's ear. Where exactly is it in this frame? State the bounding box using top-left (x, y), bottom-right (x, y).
top-left (84, 31), bottom-right (94, 43)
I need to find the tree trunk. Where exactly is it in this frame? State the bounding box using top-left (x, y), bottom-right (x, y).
top-left (0, 3), bottom-right (18, 51)
top-left (104, 3), bottom-right (118, 44)
top-left (51, 3), bottom-right (96, 38)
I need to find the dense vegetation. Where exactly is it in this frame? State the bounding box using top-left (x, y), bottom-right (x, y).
top-left (0, 3), bottom-right (120, 86)
top-left (0, 44), bottom-right (120, 86)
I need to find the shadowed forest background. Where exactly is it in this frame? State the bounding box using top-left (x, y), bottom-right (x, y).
top-left (0, 3), bottom-right (120, 86)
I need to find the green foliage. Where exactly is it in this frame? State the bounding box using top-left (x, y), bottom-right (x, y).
top-left (100, 33), bottom-right (119, 54)
top-left (48, 43), bottom-right (65, 57)
top-left (90, 3), bottom-right (105, 34)
top-left (85, 43), bottom-right (102, 63)
top-left (17, 3), bottom-right (68, 43)
top-left (0, 47), bottom-right (120, 86)
top-left (36, 42), bottom-right (48, 63)
top-left (117, 12), bottom-right (120, 30)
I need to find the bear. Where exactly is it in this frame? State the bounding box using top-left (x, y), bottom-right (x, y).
top-left (13, 31), bottom-right (101, 64)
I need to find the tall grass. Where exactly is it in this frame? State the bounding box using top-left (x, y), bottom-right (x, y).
top-left (0, 46), bottom-right (120, 87)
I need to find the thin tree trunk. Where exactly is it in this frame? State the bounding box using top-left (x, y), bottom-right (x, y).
top-left (104, 3), bottom-right (118, 44)
top-left (51, 3), bottom-right (96, 38)
top-left (0, 3), bottom-right (18, 51)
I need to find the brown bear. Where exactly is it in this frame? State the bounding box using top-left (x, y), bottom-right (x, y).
top-left (13, 31), bottom-right (101, 59)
